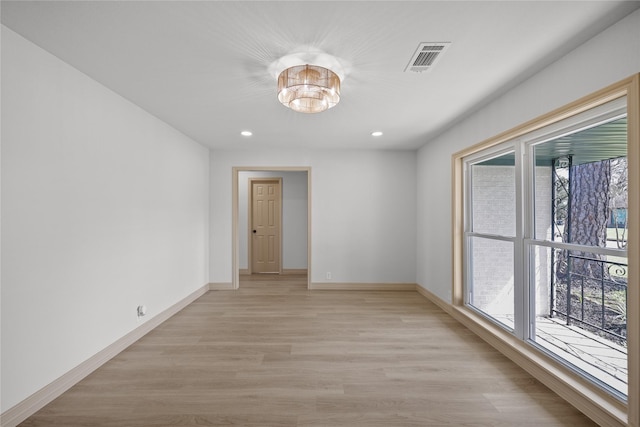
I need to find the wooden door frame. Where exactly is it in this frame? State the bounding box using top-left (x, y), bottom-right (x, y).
top-left (232, 167), bottom-right (311, 289)
top-left (248, 177), bottom-right (283, 275)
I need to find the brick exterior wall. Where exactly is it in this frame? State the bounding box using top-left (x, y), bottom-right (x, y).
top-left (470, 165), bottom-right (552, 318)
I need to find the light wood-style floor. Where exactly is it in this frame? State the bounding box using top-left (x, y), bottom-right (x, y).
top-left (20, 275), bottom-right (596, 426)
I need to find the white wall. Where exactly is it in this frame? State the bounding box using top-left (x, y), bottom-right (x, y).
top-left (416, 9), bottom-right (640, 302)
top-left (210, 149), bottom-right (417, 284)
top-left (1, 27), bottom-right (210, 412)
top-left (238, 171), bottom-right (308, 270)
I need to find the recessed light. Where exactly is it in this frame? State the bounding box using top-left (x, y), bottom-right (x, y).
top-left (371, 131), bottom-right (383, 137)
top-left (241, 130), bottom-right (253, 137)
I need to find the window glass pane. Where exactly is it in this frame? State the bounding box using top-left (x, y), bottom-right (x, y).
top-left (471, 152), bottom-right (516, 236)
top-left (531, 244), bottom-right (628, 397)
top-left (469, 236), bottom-right (514, 330)
top-left (533, 117), bottom-right (628, 248)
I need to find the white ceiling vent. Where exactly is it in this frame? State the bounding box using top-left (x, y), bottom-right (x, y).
top-left (405, 42), bottom-right (451, 73)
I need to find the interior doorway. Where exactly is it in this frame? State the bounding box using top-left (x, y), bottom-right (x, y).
top-left (232, 167), bottom-right (311, 289)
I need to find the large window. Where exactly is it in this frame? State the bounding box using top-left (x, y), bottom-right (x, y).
top-left (453, 75), bottom-right (639, 427)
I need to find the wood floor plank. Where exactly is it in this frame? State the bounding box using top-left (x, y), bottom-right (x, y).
top-left (19, 274), bottom-right (596, 426)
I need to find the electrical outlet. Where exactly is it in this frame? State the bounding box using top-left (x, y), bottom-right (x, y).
top-left (326, 272), bottom-right (332, 280)
top-left (137, 305), bottom-right (147, 317)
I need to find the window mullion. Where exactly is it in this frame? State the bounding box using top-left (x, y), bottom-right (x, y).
top-left (514, 141), bottom-right (526, 340)
top-left (522, 143), bottom-right (537, 342)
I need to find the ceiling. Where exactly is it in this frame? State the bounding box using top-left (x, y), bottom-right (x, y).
top-left (2, 1), bottom-right (639, 151)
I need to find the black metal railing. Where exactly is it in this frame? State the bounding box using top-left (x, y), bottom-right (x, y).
top-left (551, 253), bottom-right (628, 345)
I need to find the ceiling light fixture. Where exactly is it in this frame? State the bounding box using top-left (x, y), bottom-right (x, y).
top-left (277, 64), bottom-right (341, 114)
top-left (240, 130), bottom-right (253, 136)
top-left (371, 131), bottom-right (383, 137)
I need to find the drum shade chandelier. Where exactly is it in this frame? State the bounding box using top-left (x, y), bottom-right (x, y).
top-left (277, 64), bottom-right (341, 114)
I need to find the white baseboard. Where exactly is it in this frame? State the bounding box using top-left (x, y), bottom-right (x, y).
top-left (238, 269), bottom-right (306, 276)
top-left (310, 282), bottom-right (416, 291)
top-left (282, 269), bottom-right (308, 275)
top-left (209, 282), bottom-right (234, 290)
top-left (0, 283), bottom-right (210, 427)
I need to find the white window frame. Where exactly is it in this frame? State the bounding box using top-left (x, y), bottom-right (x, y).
top-left (463, 142), bottom-right (523, 336)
